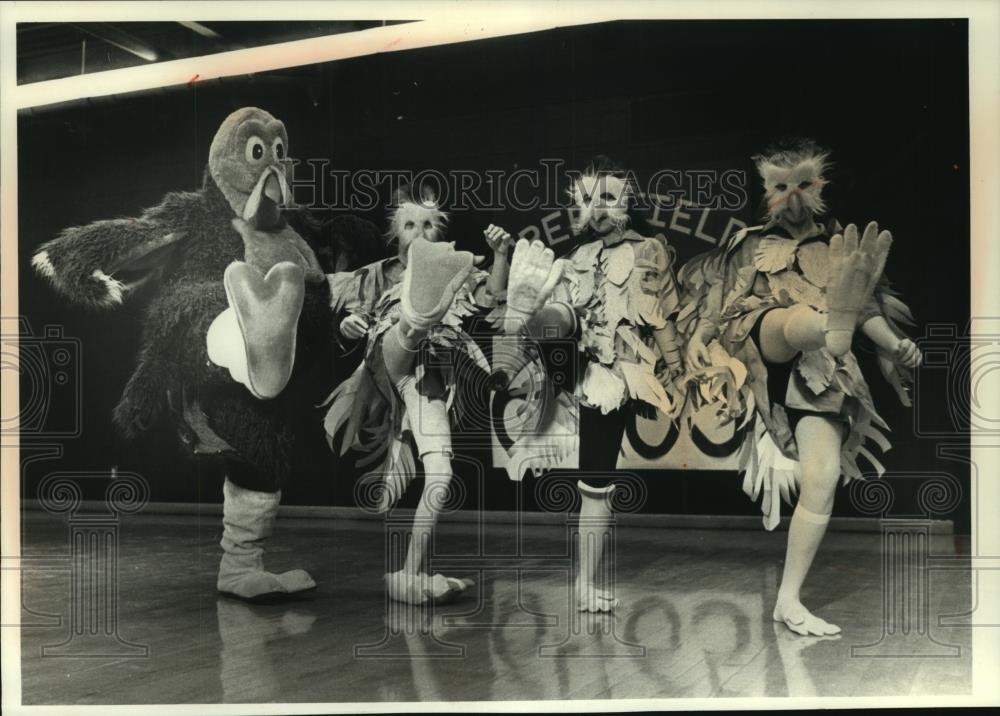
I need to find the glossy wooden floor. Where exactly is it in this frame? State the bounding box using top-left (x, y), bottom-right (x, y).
top-left (19, 509), bottom-right (972, 704)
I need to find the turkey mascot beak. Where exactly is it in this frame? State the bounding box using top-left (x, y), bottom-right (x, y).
top-left (209, 107), bottom-right (292, 231)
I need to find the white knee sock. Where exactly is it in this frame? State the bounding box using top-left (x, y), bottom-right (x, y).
top-left (778, 504), bottom-right (831, 603)
top-left (576, 481), bottom-right (616, 603)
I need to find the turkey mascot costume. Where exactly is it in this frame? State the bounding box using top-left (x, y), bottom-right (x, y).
top-left (32, 107), bottom-right (378, 601)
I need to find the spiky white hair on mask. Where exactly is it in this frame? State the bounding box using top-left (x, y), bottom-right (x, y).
top-left (386, 183), bottom-right (448, 242)
top-left (752, 138), bottom-right (831, 221)
top-left (567, 154), bottom-right (635, 235)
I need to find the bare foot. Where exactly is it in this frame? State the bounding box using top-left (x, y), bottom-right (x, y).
top-left (773, 597), bottom-right (842, 636)
top-left (385, 570), bottom-right (474, 606)
top-left (824, 221), bottom-right (892, 357)
top-left (577, 583), bottom-right (620, 613)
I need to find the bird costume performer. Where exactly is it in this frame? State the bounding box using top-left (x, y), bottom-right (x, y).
top-left (32, 107), bottom-right (375, 602)
top-left (679, 139), bottom-right (921, 635)
top-left (493, 156), bottom-right (685, 612)
top-left (323, 185), bottom-right (513, 605)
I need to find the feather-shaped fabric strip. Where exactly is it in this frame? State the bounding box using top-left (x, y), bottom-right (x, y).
top-left (796, 349), bottom-right (838, 395)
top-left (767, 271), bottom-right (825, 310)
top-left (365, 432), bottom-right (417, 512)
top-left (619, 361), bottom-right (673, 415)
top-left (579, 321), bottom-right (616, 365)
top-left (673, 338), bottom-right (751, 424)
top-left (753, 237), bottom-right (799, 274)
top-left (600, 246), bottom-right (631, 331)
top-left (856, 446), bottom-right (886, 477)
top-left (326, 271), bottom-right (360, 313)
top-left (861, 422), bottom-right (892, 453)
top-left (707, 341), bottom-right (748, 390)
top-left (796, 241), bottom-right (830, 287)
top-left (502, 390), bottom-right (579, 481)
top-left (573, 270), bottom-right (597, 307)
top-left (570, 241), bottom-right (604, 273)
top-left (578, 362), bottom-right (626, 414)
top-left (321, 364), bottom-right (366, 455)
top-left (616, 325), bottom-right (658, 366)
top-left (630, 284), bottom-right (664, 329)
top-left (879, 291), bottom-right (916, 328)
top-left (740, 421), bottom-right (797, 530)
top-left (604, 242), bottom-right (634, 285)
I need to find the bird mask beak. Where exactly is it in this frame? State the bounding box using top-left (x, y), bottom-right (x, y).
top-left (244, 165), bottom-right (290, 231)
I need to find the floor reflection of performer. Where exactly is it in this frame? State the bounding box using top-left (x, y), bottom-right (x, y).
top-left (680, 139), bottom-right (922, 635)
top-left (494, 156), bottom-right (685, 612)
top-left (216, 599), bottom-right (316, 702)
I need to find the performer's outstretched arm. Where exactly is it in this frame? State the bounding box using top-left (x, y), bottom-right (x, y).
top-left (861, 315), bottom-right (921, 366)
top-left (480, 223), bottom-right (514, 302)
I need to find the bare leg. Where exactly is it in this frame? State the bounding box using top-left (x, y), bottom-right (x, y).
top-left (404, 451), bottom-right (451, 576)
top-left (758, 304), bottom-right (825, 363)
top-left (759, 223), bottom-right (893, 363)
top-left (381, 321), bottom-right (422, 384)
top-left (383, 377), bottom-right (472, 605)
top-left (773, 415), bottom-right (843, 636)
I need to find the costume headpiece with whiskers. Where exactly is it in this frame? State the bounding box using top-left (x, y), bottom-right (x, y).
top-left (752, 138), bottom-right (831, 223)
top-left (386, 183), bottom-right (448, 245)
top-left (568, 154), bottom-right (637, 237)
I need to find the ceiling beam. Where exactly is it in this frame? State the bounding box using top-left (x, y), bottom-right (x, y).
top-left (72, 23), bottom-right (160, 62)
top-left (176, 21), bottom-right (221, 39)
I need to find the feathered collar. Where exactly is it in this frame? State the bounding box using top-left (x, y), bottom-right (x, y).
top-left (727, 215), bottom-right (842, 255)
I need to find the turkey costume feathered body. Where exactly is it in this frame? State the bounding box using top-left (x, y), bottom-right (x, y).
top-left (32, 107), bottom-right (378, 600)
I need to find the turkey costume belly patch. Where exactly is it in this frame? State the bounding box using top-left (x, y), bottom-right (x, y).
top-left (31, 107), bottom-right (349, 602)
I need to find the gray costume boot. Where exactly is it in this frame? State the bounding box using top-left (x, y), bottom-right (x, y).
top-left (217, 478), bottom-right (316, 600)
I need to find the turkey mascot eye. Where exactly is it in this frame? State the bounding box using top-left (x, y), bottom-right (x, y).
top-left (272, 137), bottom-right (285, 160)
top-left (245, 136), bottom-right (266, 162)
